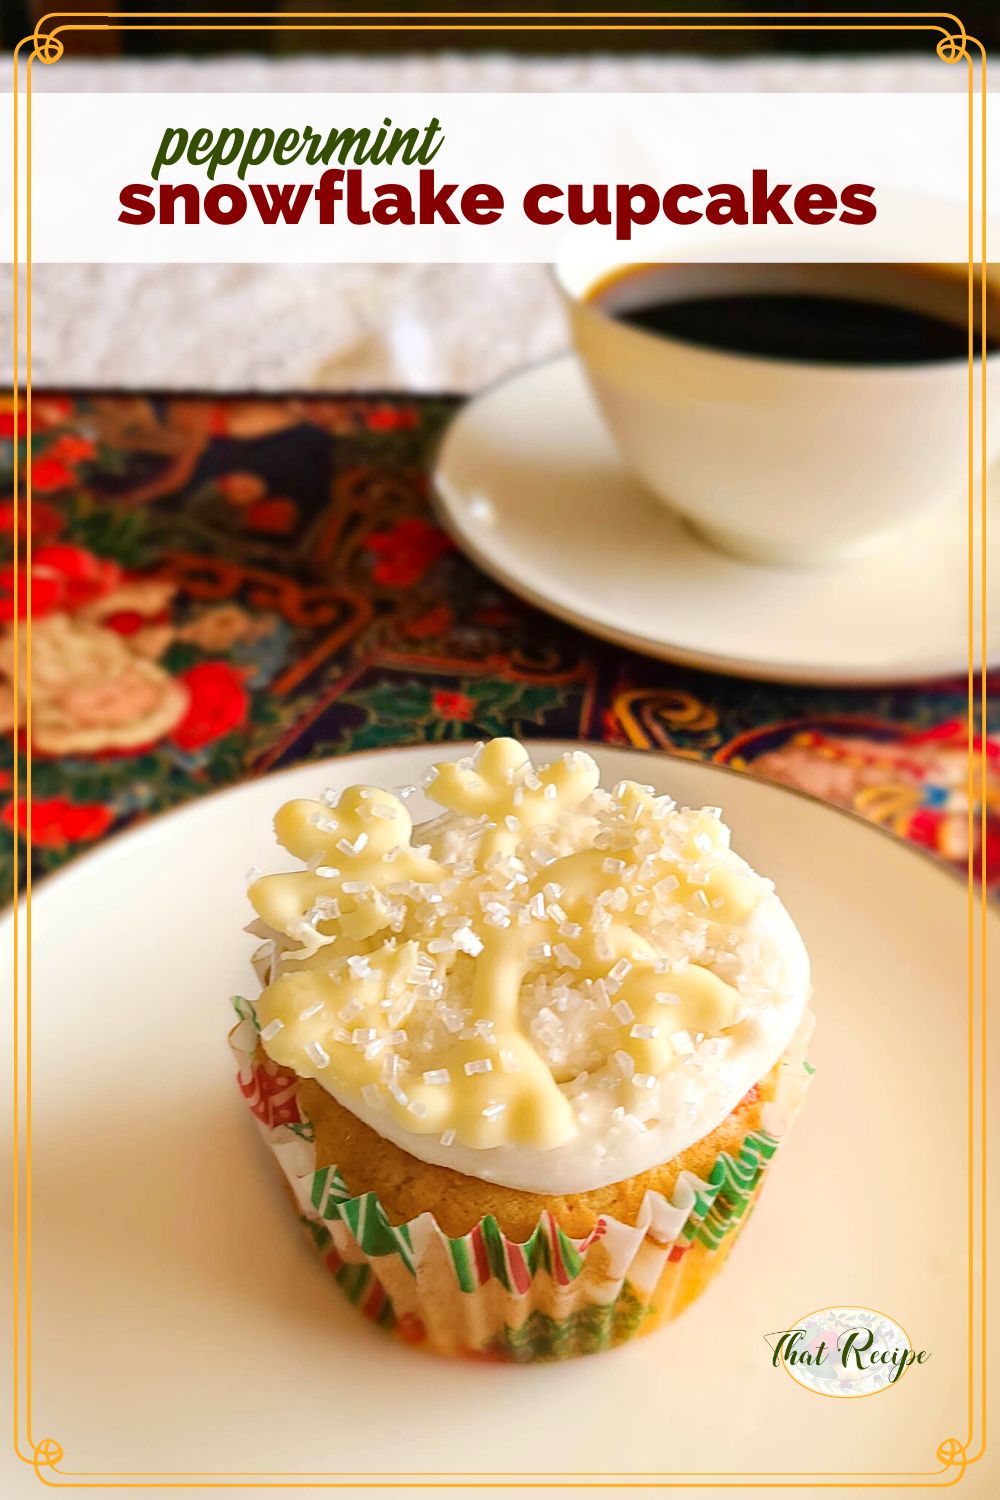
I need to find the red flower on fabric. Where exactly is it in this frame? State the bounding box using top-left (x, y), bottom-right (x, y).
top-left (46, 433), bottom-right (96, 466)
top-left (432, 689), bottom-right (474, 723)
top-left (103, 602), bottom-right (171, 638)
top-left (364, 517), bottom-right (453, 587)
top-left (0, 544), bottom-right (121, 621)
top-left (29, 457), bottom-right (77, 493)
top-left (0, 565), bottom-right (57, 619)
top-left (1, 796), bottom-right (113, 847)
top-left (171, 660), bottom-right (249, 750)
top-left (245, 497), bottom-right (298, 535)
top-left (0, 498), bottom-right (62, 539)
top-left (103, 610), bottom-right (147, 636)
top-left (35, 545), bottom-right (121, 608)
top-left (365, 405), bottom-right (418, 433)
top-left (0, 409), bottom-right (28, 439)
top-left (983, 821), bottom-right (1000, 886)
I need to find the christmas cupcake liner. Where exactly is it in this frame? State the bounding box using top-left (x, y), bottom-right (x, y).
top-left (230, 997), bottom-right (812, 1362)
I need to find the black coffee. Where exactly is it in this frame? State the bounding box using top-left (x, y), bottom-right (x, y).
top-left (596, 267), bottom-right (996, 366)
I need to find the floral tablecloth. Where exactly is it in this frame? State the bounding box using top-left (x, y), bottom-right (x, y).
top-left (1, 390), bottom-right (996, 898)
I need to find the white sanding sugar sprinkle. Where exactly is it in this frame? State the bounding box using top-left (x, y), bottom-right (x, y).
top-left (309, 810), bottom-right (339, 832)
top-left (453, 925), bottom-right (484, 957)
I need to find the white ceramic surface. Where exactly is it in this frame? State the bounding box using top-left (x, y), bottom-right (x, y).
top-left (2, 742), bottom-right (996, 1497)
top-left (433, 355), bottom-right (997, 684)
top-left (556, 258), bottom-right (1000, 567)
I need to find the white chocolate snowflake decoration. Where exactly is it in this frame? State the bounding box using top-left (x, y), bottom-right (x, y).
top-left (429, 736), bottom-right (600, 858)
top-left (249, 787), bottom-right (445, 948)
top-left (251, 738), bottom-right (767, 1154)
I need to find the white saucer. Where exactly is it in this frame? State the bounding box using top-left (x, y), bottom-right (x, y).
top-left (2, 743), bottom-right (996, 1492)
top-left (434, 355), bottom-right (997, 685)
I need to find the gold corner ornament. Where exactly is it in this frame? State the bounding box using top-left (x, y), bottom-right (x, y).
top-left (935, 1436), bottom-right (970, 1475)
top-left (31, 1436), bottom-right (64, 1475)
top-left (936, 30), bottom-right (970, 64)
top-left (30, 28), bottom-right (65, 65)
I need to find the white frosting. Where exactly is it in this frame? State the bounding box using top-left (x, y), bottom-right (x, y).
top-left (310, 893), bottom-right (809, 1193)
top-left (249, 739), bottom-right (811, 1196)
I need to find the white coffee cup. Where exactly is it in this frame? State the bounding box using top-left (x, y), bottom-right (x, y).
top-left (556, 256), bottom-right (999, 567)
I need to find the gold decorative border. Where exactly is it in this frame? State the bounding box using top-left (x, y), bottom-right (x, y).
top-left (8, 7), bottom-right (989, 1489)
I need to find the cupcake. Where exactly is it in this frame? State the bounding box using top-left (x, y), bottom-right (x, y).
top-left (231, 737), bottom-right (812, 1361)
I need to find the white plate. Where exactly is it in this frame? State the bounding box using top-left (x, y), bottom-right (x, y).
top-left (433, 356), bottom-right (997, 685)
top-left (2, 744), bottom-right (996, 1498)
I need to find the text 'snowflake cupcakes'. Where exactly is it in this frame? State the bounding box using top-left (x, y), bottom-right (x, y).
top-left (231, 738), bottom-right (813, 1361)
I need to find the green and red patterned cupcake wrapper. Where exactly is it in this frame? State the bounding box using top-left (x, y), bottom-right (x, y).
top-left (230, 996), bottom-right (812, 1362)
